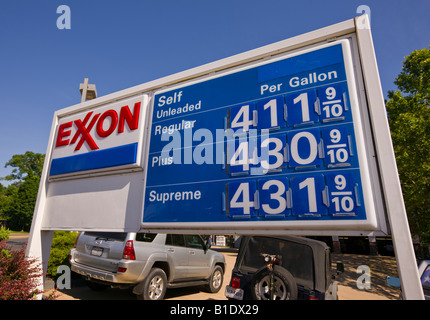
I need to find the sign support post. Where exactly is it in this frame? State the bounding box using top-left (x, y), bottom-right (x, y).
top-left (354, 15), bottom-right (424, 300)
top-left (25, 156), bottom-right (54, 299)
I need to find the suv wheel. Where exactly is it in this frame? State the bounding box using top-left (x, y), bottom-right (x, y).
top-left (138, 267), bottom-right (167, 300)
top-left (205, 265), bottom-right (224, 293)
top-left (250, 265), bottom-right (298, 300)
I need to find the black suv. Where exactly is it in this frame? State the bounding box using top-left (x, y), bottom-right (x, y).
top-left (225, 235), bottom-right (341, 300)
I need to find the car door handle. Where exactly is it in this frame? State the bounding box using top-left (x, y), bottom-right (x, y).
top-left (189, 250), bottom-right (195, 255)
top-left (168, 248), bottom-right (175, 253)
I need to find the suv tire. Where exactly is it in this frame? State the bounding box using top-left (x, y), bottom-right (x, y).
top-left (205, 265), bottom-right (224, 293)
top-left (250, 265), bottom-right (298, 300)
top-left (138, 267), bottom-right (167, 300)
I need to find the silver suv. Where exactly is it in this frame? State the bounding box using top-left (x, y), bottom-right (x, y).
top-left (70, 232), bottom-right (225, 300)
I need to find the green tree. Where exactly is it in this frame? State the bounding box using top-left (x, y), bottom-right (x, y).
top-left (0, 184), bottom-right (18, 226)
top-left (0, 183), bottom-right (6, 220)
top-left (1, 152), bottom-right (45, 231)
top-left (2, 151), bottom-right (45, 182)
top-left (386, 46), bottom-right (430, 253)
top-left (6, 176), bottom-right (40, 231)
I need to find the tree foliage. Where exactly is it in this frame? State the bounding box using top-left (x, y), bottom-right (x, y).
top-left (2, 151), bottom-right (44, 182)
top-left (0, 152), bottom-right (45, 231)
top-left (6, 176), bottom-right (40, 231)
top-left (47, 231), bottom-right (78, 278)
top-left (386, 46), bottom-right (430, 247)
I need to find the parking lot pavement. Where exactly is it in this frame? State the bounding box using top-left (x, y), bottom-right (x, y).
top-left (5, 233), bottom-right (29, 251)
top-left (332, 253), bottom-right (401, 300)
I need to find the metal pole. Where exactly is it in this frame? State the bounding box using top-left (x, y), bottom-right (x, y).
top-left (354, 15), bottom-right (424, 299)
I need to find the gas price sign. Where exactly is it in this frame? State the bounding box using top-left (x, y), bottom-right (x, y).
top-left (143, 40), bottom-right (378, 232)
top-left (28, 16), bottom-right (422, 299)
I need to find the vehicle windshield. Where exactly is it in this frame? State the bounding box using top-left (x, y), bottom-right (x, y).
top-left (241, 236), bottom-right (315, 289)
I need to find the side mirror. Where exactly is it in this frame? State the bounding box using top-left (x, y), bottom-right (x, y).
top-left (204, 239), bottom-right (211, 252)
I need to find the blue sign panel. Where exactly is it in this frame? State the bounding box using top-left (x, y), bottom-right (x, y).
top-left (143, 42), bottom-right (369, 227)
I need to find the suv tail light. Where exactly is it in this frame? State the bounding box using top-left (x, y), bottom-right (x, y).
top-left (123, 240), bottom-right (136, 260)
top-left (73, 232), bottom-right (81, 248)
top-left (231, 277), bottom-right (241, 289)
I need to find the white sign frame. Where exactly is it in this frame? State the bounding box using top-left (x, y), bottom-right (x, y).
top-left (139, 37), bottom-right (386, 236)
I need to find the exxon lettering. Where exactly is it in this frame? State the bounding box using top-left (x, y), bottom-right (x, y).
top-left (55, 102), bottom-right (141, 151)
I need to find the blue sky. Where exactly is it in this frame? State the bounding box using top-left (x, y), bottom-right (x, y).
top-left (0, 0), bottom-right (429, 184)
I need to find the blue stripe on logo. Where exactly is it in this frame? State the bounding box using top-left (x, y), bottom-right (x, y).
top-left (50, 143), bottom-right (138, 176)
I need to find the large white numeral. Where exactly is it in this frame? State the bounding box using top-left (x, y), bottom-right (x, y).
top-left (263, 99), bottom-right (278, 127)
top-left (299, 177), bottom-right (317, 213)
top-left (293, 92), bottom-right (310, 122)
top-left (261, 180), bottom-right (287, 214)
top-left (231, 105), bottom-right (253, 132)
top-left (261, 137), bottom-right (284, 170)
top-left (230, 141), bottom-right (250, 171)
top-left (230, 183), bottom-right (254, 215)
top-left (290, 132), bottom-right (318, 165)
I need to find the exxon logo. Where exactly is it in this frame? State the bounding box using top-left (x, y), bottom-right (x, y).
top-left (55, 102), bottom-right (141, 151)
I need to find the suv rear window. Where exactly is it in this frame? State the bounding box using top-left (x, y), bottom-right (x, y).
top-left (241, 236), bottom-right (314, 289)
top-left (84, 232), bottom-right (127, 241)
top-left (136, 233), bottom-right (157, 242)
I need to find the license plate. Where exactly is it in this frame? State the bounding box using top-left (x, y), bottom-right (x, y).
top-left (225, 285), bottom-right (244, 300)
top-left (91, 247), bottom-right (103, 257)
